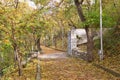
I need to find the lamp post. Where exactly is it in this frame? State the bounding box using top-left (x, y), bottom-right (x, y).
top-left (100, 0), bottom-right (103, 60)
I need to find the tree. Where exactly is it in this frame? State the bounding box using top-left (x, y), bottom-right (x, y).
top-left (26, 10), bottom-right (46, 52)
top-left (74, 0), bottom-right (94, 62)
top-left (0, 1), bottom-right (33, 76)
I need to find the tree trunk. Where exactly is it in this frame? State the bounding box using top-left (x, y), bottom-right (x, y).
top-left (13, 43), bottom-right (17, 67)
top-left (74, 0), bottom-right (86, 22)
top-left (74, 0), bottom-right (94, 62)
top-left (36, 37), bottom-right (42, 51)
top-left (54, 36), bottom-right (57, 48)
top-left (85, 27), bottom-right (94, 62)
top-left (11, 19), bottom-right (22, 76)
top-left (17, 56), bottom-right (22, 76)
top-left (13, 45), bottom-right (22, 76)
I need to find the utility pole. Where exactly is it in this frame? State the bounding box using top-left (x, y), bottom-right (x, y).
top-left (100, 0), bottom-right (103, 60)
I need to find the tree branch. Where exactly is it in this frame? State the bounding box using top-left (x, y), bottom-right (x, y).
top-left (68, 19), bottom-right (77, 29)
top-left (14, 0), bottom-right (19, 9)
top-left (80, 0), bottom-right (84, 4)
top-left (55, 0), bottom-right (64, 7)
top-left (74, 0), bottom-right (86, 22)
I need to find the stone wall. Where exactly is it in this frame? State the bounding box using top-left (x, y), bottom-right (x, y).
top-left (72, 48), bottom-right (87, 60)
top-left (68, 29), bottom-right (77, 55)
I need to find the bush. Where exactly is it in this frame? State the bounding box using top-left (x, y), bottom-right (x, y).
top-left (94, 27), bottom-right (120, 56)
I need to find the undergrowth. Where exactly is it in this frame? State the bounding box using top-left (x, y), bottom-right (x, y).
top-left (94, 27), bottom-right (120, 56)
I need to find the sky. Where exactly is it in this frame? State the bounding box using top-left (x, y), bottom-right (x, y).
top-left (19, 0), bottom-right (37, 9)
top-left (27, 0), bottom-right (37, 9)
top-left (53, 0), bottom-right (60, 3)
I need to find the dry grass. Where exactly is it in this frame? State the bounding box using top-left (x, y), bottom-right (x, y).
top-left (40, 58), bottom-right (120, 80)
top-left (1, 46), bottom-right (120, 80)
top-left (1, 57), bottom-right (120, 80)
top-left (1, 59), bottom-right (37, 80)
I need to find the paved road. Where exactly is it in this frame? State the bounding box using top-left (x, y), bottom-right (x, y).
top-left (38, 52), bottom-right (67, 59)
top-left (36, 46), bottom-right (68, 80)
top-left (38, 46), bottom-right (68, 59)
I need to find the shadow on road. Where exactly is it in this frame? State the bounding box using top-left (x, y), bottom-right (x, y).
top-left (93, 63), bottom-right (120, 77)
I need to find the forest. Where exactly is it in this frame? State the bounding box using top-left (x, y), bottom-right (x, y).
top-left (0, 0), bottom-right (120, 80)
